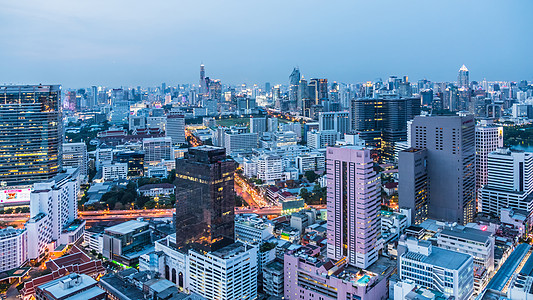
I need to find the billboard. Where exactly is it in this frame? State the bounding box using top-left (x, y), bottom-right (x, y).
top-left (0, 188), bottom-right (32, 204)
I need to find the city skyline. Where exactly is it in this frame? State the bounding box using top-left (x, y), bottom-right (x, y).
top-left (1, 0), bottom-right (533, 88)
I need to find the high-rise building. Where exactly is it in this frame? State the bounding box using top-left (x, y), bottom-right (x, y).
top-left (166, 114), bottom-right (186, 145)
top-left (289, 68), bottom-right (301, 109)
top-left (458, 64), bottom-right (469, 89)
top-left (63, 143), bottom-right (88, 179)
top-left (26, 168), bottom-right (83, 261)
top-left (307, 130), bottom-right (338, 150)
top-left (326, 146), bottom-right (380, 268)
top-left (475, 120), bottom-right (504, 194)
top-left (479, 148), bottom-right (533, 218)
top-left (223, 131), bottom-right (258, 155)
top-left (318, 111), bottom-right (350, 135)
top-left (115, 151), bottom-right (144, 178)
top-left (174, 146), bottom-right (236, 252)
top-left (409, 115), bottom-right (476, 224)
top-left (199, 64), bottom-right (207, 96)
top-left (0, 85), bottom-right (62, 187)
top-left (398, 148), bottom-right (429, 224)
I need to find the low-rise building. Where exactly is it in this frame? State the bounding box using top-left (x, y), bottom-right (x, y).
top-left (138, 183), bottom-right (175, 197)
top-left (263, 259), bottom-right (284, 297)
top-left (398, 238), bottom-right (474, 300)
top-left (102, 162), bottom-right (128, 181)
top-left (34, 273), bottom-right (106, 300)
top-left (102, 220), bottom-right (152, 266)
top-left (234, 214), bottom-right (274, 244)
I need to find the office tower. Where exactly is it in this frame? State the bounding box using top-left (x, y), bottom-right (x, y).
top-left (273, 85), bottom-right (281, 110)
top-left (62, 143), bottom-right (88, 179)
top-left (90, 86), bottom-right (98, 109)
top-left (143, 137), bottom-right (173, 163)
top-left (174, 146), bottom-right (236, 252)
top-left (350, 98), bottom-right (385, 147)
top-left (350, 95), bottom-right (420, 153)
top-left (458, 64), bottom-right (470, 89)
top-left (208, 79), bottom-right (222, 103)
top-left (398, 238), bottom-right (474, 300)
top-left (326, 146), bottom-right (380, 268)
top-left (398, 148), bottom-right (429, 224)
top-left (250, 116), bottom-right (267, 135)
top-left (317, 78), bottom-right (328, 102)
top-left (479, 149), bottom-right (533, 217)
top-left (0, 85), bottom-right (62, 187)
top-left (265, 82), bottom-right (271, 95)
top-left (318, 111), bottom-right (350, 135)
top-left (187, 243), bottom-right (258, 300)
top-left (289, 67), bottom-right (300, 109)
top-left (199, 64), bottom-right (207, 96)
top-left (26, 167), bottom-right (82, 260)
top-left (307, 78), bottom-right (319, 104)
top-left (420, 89), bottom-right (433, 106)
top-left (297, 78), bottom-right (308, 112)
top-left (102, 162), bottom-right (128, 181)
top-left (409, 115), bottom-right (476, 224)
top-left (109, 88), bottom-right (129, 124)
top-left (166, 114), bottom-right (186, 145)
top-left (234, 214), bottom-right (274, 244)
top-left (475, 120), bottom-right (504, 194)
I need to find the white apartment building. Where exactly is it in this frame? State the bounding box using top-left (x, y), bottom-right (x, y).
top-left (166, 114), bottom-right (186, 145)
top-left (479, 148), bottom-right (533, 218)
top-left (475, 120), bottom-right (503, 195)
top-left (187, 242), bottom-right (258, 300)
top-left (143, 137), bottom-right (173, 163)
top-left (102, 163), bottom-right (128, 181)
top-left (257, 154), bottom-right (283, 183)
top-left (307, 130), bottom-right (338, 149)
top-left (235, 214), bottom-right (274, 244)
top-left (436, 225), bottom-right (495, 295)
top-left (242, 158), bottom-right (258, 178)
top-left (95, 147), bottom-right (113, 171)
top-left (26, 167), bottom-right (83, 261)
top-left (224, 131), bottom-right (258, 155)
top-left (63, 143), bottom-right (88, 178)
top-left (0, 227), bottom-right (27, 272)
top-left (295, 152), bottom-right (325, 174)
top-left (399, 238), bottom-right (474, 300)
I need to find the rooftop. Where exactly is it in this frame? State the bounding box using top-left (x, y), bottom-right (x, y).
top-left (38, 274), bottom-right (96, 299)
top-left (439, 225), bottom-right (492, 244)
top-left (105, 220), bottom-right (149, 235)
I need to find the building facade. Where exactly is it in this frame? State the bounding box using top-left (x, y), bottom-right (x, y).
top-left (326, 146), bottom-right (380, 268)
top-left (0, 85), bottom-right (62, 187)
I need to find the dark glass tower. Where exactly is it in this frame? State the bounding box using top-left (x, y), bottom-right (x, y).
top-left (174, 146), bottom-right (236, 252)
top-left (0, 85), bottom-right (62, 187)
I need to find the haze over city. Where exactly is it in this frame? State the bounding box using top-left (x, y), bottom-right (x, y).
top-left (2, 0), bottom-right (533, 87)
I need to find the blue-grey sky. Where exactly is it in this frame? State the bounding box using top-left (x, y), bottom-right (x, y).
top-left (1, 0), bottom-right (532, 88)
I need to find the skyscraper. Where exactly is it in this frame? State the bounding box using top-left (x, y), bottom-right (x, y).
top-left (458, 64), bottom-right (469, 89)
top-left (409, 115), bottom-right (476, 224)
top-left (398, 148), bottom-right (429, 224)
top-left (166, 114), bottom-right (186, 145)
top-left (326, 146), bottom-right (380, 268)
top-left (0, 85), bottom-right (62, 187)
top-left (289, 67), bottom-right (300, 110)
top-left (174, 146), bottom-right (236, 252)
top-left (199, 64), bottom-right (206, 96)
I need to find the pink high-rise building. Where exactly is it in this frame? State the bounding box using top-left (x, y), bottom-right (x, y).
top-left (326, 146), bottom-right (380, 269)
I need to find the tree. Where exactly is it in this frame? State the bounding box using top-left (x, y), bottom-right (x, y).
top-left (300, 188), bottom-right (310, 202)
top-left (305, 171), bottom-right (319, 183)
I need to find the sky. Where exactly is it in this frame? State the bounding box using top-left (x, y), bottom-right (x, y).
top-left (1, 0), bottom-right (532, 88)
